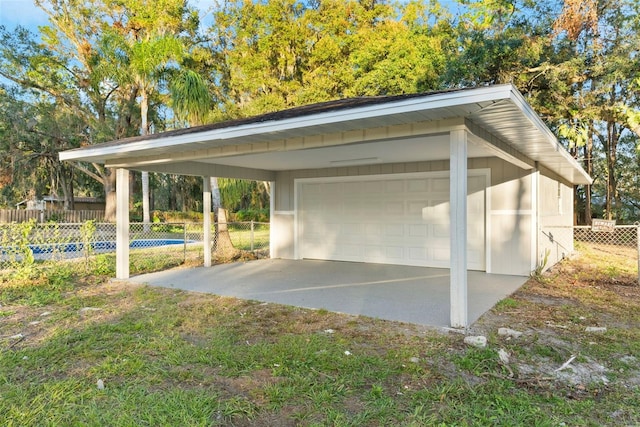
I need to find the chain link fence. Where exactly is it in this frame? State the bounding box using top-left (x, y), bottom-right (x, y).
top-left (1, 221), bottom-right (269, 271)
top-left (541, 225), bottom-right (638, 250)
top-left (541, 224), bottom-right (639, 283)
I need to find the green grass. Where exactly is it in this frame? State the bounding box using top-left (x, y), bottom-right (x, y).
top-left (1, 242), bottom-right (639, 426)
top-left (228, 225), bottom-right (270, 250)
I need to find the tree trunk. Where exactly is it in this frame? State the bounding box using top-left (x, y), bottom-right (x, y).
top-left (605, 121), bottom-right (619, 220)
top-left (140, 86), bottom-right (151, 229)
top-left (584, 123), bottom-right (593, 224)
top-left (215, 207), bottom-right (240, 260)
top-left (104, 169), bottom-right (117, 222)
top-left (59, 166), bottom-right (74, 211)
top-left (211, 177), bottom-right (221, 210)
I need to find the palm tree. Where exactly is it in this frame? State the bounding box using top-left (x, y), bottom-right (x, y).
top-left (169, 69), bottom-right (220, 210)
top-left (101, 0), bottom-right (198, 227)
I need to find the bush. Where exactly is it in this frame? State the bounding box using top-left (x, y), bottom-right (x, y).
top-left (234, 209), bottom-right (269, 222)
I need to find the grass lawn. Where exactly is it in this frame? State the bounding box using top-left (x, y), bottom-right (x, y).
top-left (1, 243), bottom-right (639, 426)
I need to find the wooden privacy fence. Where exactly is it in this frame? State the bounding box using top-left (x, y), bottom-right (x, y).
top-left (0, 209), bottom-right (105, 223)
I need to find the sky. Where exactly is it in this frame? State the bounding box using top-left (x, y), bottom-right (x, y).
top-left (0, 0), bottom-right (48, 30)
top-left (0, 0), bottom-right (214, 33)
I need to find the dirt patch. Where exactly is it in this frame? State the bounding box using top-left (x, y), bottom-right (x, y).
top-left (468, 245), bottom-right (640, 390)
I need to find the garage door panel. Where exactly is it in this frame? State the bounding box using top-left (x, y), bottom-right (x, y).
top-left (408, 200), bottom-right (428, 215)
top-left (386, 180), bottom-right (404, 192)
top-left (407, 179), bottom-right (428, 192)
top-left (409, 247), bottom-right (428, 261)
top-left (385, 202), bottom-right (404, 215)
top-left (385, 246), bottom-right (404, 260)
top-left (433, 223), bottom-right (449, 238)
top-left (408, 224), bottom-right (428, 237)
top-left (384, 223), bottom-right (404, 237)
top-left (431, 178), bottom-right (449, 192)
top-left (299, 173), bottom-right (486, 270)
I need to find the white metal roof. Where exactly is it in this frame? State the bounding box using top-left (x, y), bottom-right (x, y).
top-left (59, 84), bottom-right (592, 185)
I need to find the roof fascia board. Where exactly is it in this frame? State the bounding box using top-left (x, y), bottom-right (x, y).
top-left (508, 87), bottom-right (592, 185)
top-left (60, 85), bottom-right (513, 162)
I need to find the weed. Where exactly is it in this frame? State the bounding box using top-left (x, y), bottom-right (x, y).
top-left (494, 297), bottom-right (520, 311)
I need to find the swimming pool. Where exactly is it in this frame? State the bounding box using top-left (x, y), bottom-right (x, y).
top-left (0, 239), bottom-right (194, 262)
top-left (26, 239), bottom-right (190, 254)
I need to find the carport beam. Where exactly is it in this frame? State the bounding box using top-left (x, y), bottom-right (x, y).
top-left (116, 168), bottom-right (130, 279)
top-left (450, 129), bottom-right (468, 328)
top-left (203, 177), bottom-right (212, 267)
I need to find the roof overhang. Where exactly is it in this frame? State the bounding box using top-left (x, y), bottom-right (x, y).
top-left (59, 84), bottom-right (592, 185)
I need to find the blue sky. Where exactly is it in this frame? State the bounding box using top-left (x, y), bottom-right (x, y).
top-left (0, 0), bottom-right (48, 30)
top-left (0, 0), bottom-right (214, 33)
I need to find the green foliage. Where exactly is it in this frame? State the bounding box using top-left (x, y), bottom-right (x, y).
top-left (234, 209), bottom-right (269, 222)
top-left (219, 179), bottom-right (269, 213)
top-left (0, 220), bottom-right (36, 272)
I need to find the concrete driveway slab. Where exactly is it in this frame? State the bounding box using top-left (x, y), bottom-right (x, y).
top-left (128, 259), bottom-right (526, 327)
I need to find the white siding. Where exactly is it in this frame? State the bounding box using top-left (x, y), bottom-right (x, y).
top-left (538, 166), bottom-right (574, 271)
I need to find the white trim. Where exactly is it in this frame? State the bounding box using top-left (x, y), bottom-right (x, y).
top-left (115, 168), bottom-right (129, 280)
top-left (531, 167), bottom-right (539, 272)
top-left (269, 181), bottom-right (275, 259)
top-left (293, 181), bottom-right (300, 260)
top-left (203, 177), bottom-right (212, 268)
top-left (296, 170), bottom-right (453, 185)
top-left (490, 210), bottom-right (533, 215)
top-left (273, 210), bottom-right (294, 215)
top-left (483, 170), bottom-right (492, 274)
top-left (450, 129), bottom-right (468, 328)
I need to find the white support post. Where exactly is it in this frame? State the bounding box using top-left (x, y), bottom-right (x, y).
top-left (269, 181), bottom-right (275, 259)
top-left (531, 163), bottom-right (540, 272)
top-left (203, 176), bottom-right (212, 267)
top-left (450, 129), bottom-right (468, 328)
top-left (116, 168), bottom-right (130, 279)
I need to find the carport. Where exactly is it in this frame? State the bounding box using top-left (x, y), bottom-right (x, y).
top-left (59, 84), bottom-right (591, 328)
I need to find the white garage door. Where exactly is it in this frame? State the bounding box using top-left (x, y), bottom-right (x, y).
top-left (297, 172), bottom-right (486, 270)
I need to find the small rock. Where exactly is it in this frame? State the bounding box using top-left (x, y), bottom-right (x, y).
top-left (585, 326), bottom-right (607, 333)
top-left (620, 355), bottom-right (637, 364)
top-left (498, 348), bottom-right (510, 364)
top-left (344, 350), bottom-right (352, 356)
top-left (409, 357), bottom-right (420, 363)
top-left (29, 321), bottom-right (40, 326)
top-left (22, 356), bottom-right (28, 360)
top-left (10, 333), bottom-right (24, 339)
top-left (498, 327), bottom-right (523, 339)
top-left (464, 335), bottom-right (487, 348)
top-left (610, 409), bottom-right (625, 419)
top-left (323, 329), bottom-right (335, 334)
top-left (40, 311), bottom-right (52, 317)
top-left (96, 379), bottom-right (105, 390)
top-left (80, 307), bottom-right (102, 313)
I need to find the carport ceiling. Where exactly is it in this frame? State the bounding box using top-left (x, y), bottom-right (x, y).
top-left (201, 134), bottom-right (491, 171)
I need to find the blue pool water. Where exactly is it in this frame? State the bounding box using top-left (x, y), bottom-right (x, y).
top-left (26, 239), bottom-right (189, 254)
